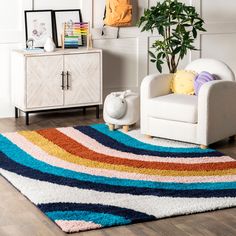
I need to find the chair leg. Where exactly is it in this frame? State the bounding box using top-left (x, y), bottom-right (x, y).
top-left (200, 144), bottom-right (208, 149)
top-left (108, 124), bottom-right (114, 131)
top-left (145, 134), bottom-right (153, 139)
top-left (123, 125), bottom-right (129, 132)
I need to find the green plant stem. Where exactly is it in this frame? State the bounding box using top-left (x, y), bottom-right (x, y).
top-left (176, 54), bottom-right (182, 70)
top-left (171, 55), bottom-right (176, 73)
top-left (167, 13), bottom-right (174, 72)
top-left (164, 27), bottom-right (171, 70)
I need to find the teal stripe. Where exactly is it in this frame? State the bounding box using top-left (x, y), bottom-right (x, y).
top-left (0, 134), bottom-right (235, 190)
top-left (91, 124), bottom-right (215, 153)
top-left (46, 210), bottom-right (130, 226)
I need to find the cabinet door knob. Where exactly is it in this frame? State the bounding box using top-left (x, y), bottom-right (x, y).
top-left (66, 71), bottom-right (70, 89)
top-left (61, 71), bottom-right (65, 90)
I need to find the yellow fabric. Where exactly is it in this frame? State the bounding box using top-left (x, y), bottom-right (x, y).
top-left (104, 0), bottom-right (132, 27)
top-left (171, 70), bottom-right (197, 95)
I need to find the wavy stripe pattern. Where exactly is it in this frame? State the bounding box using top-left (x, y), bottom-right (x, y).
top-left (0, 124), bottom-right (235, 233)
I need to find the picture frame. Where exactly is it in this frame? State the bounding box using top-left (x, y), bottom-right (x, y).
top-left (54, 9), bottom-right (83, 48)
top-left (25, 10), bottom-right (54, 48)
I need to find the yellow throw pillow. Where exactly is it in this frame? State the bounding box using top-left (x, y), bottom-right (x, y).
top-left (171, 70), bottom-right (197, 95)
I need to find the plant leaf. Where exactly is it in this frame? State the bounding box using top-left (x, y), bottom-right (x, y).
top-left (173, 47), bottom-right (181, 54)
top-left (192, 28), bottom-right (197, 38)
top-left (148, 51), bottom-right (156, 59)
top-left (138, 0), bottom-right (206, 73)
top-left (156, 60), bottom-right (163, 73)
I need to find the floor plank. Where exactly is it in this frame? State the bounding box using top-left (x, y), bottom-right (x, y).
top-left (0, 110), bottom-right (235, 236)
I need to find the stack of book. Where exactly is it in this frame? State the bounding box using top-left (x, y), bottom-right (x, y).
top-left (64, 36), bottom-right (80, 48)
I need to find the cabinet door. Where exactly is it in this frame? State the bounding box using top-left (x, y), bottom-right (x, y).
top-left (26, 55), bottom-right (64, 108)
top-left (64, 53), bottom-right (101, 106)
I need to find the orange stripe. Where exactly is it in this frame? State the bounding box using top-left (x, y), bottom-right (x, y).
top-left (19, 130), bottom-right (236, 176)
top-left (36, 128), bottom-right (236, 171)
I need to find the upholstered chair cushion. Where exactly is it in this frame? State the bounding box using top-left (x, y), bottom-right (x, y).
top-left (146, 94), bottom-right (198, 124)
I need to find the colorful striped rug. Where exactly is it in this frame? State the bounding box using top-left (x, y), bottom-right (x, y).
top-left (0, 124), bottom-right (235, 233)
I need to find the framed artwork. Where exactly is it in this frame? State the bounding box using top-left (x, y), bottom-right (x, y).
top-left (54, 9), bottom-right (83, 47)
top-left (25, 10), bottom-right (54, 48)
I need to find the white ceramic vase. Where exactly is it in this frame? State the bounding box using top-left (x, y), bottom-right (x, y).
top-left (44, 37), bottom-right (56, 52)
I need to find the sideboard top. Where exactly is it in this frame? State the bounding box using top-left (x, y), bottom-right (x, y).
top-left (13, 48), bottom-right (102, 57)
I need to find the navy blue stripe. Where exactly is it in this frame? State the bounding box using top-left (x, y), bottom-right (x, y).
top-left (38, 203), bottom-right (155, 223)
top-left (91, 124), bottom-right (215, 154)
top-left (75, 126), bottom-right (222, 158)
top-left (0, 151), bottom-right (235, 198)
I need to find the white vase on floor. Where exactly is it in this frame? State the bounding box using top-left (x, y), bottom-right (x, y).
top-left (44, 37), bottom-right (56, 52)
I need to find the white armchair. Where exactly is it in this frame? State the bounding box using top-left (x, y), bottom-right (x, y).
top-left (140, 59), bottom-right (236, 148)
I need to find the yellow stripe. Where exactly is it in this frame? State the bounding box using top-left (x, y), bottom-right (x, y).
top-left (19, 130), bottom-right (236, 177)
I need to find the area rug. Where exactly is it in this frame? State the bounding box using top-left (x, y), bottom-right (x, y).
top-left (0, 124), bottom-right (235, 233)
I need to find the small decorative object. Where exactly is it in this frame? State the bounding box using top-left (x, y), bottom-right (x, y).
top-left (62, 22), bottom-right (91, 49)
top-left (105, 91), bottom-right (128, 119)
top-left (103, 90), bottom-right (140, 132)
top-left (194, 71), bottom-right (216, 95)
top-left (25, 38), bottom-right (44, 53)
top-left (25, 10), bottom-right (54, 48)
top-left (44, 37), bottom-right (56, 52)
top-left (26, 38), bottom-right (35, 50)
top-left (54, 9), bottom-right (82, 47)
top-left (138, 0), bottom-right (206, 73)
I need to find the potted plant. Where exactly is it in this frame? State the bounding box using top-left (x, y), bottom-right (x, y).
top-left (138, 0), bottom-right (206, 73)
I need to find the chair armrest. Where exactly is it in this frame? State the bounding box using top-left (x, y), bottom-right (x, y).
top-left (198, 80), bottom-right (236, 145)
top-left (140, 73), bottom-right (172, 100)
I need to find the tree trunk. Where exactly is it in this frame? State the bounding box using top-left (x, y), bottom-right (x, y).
top-left (170, 55), bottom-right (177, 73)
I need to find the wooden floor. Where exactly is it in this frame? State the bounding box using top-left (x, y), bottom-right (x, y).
top-left (0, 109), bottom-right (235, 236)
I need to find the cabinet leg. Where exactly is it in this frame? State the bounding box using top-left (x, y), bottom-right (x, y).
top-left (83, 107), bottom-right (86, 116)
top-left (25, 112), bottom-right (29, 126)
top-left (96, 105), bottom-right (99, 119)
top-left (15, 107), bottom-right (19, 119)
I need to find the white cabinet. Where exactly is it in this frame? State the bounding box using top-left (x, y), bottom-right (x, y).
top-left (11, 48), bottom-right (103, 125)
top-left (64, 53), bottom-right (101, 106)
top-left (26, 55), bottom-right (64, 108)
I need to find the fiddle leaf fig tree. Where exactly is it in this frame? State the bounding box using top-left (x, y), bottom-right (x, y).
top-left (138, 0), bottom-right (206, 73)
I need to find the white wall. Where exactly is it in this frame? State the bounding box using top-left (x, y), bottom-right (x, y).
top-left (0, 0), bottom-right (236, 118)
top-left (0, 0), bottom-right (32, 117)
